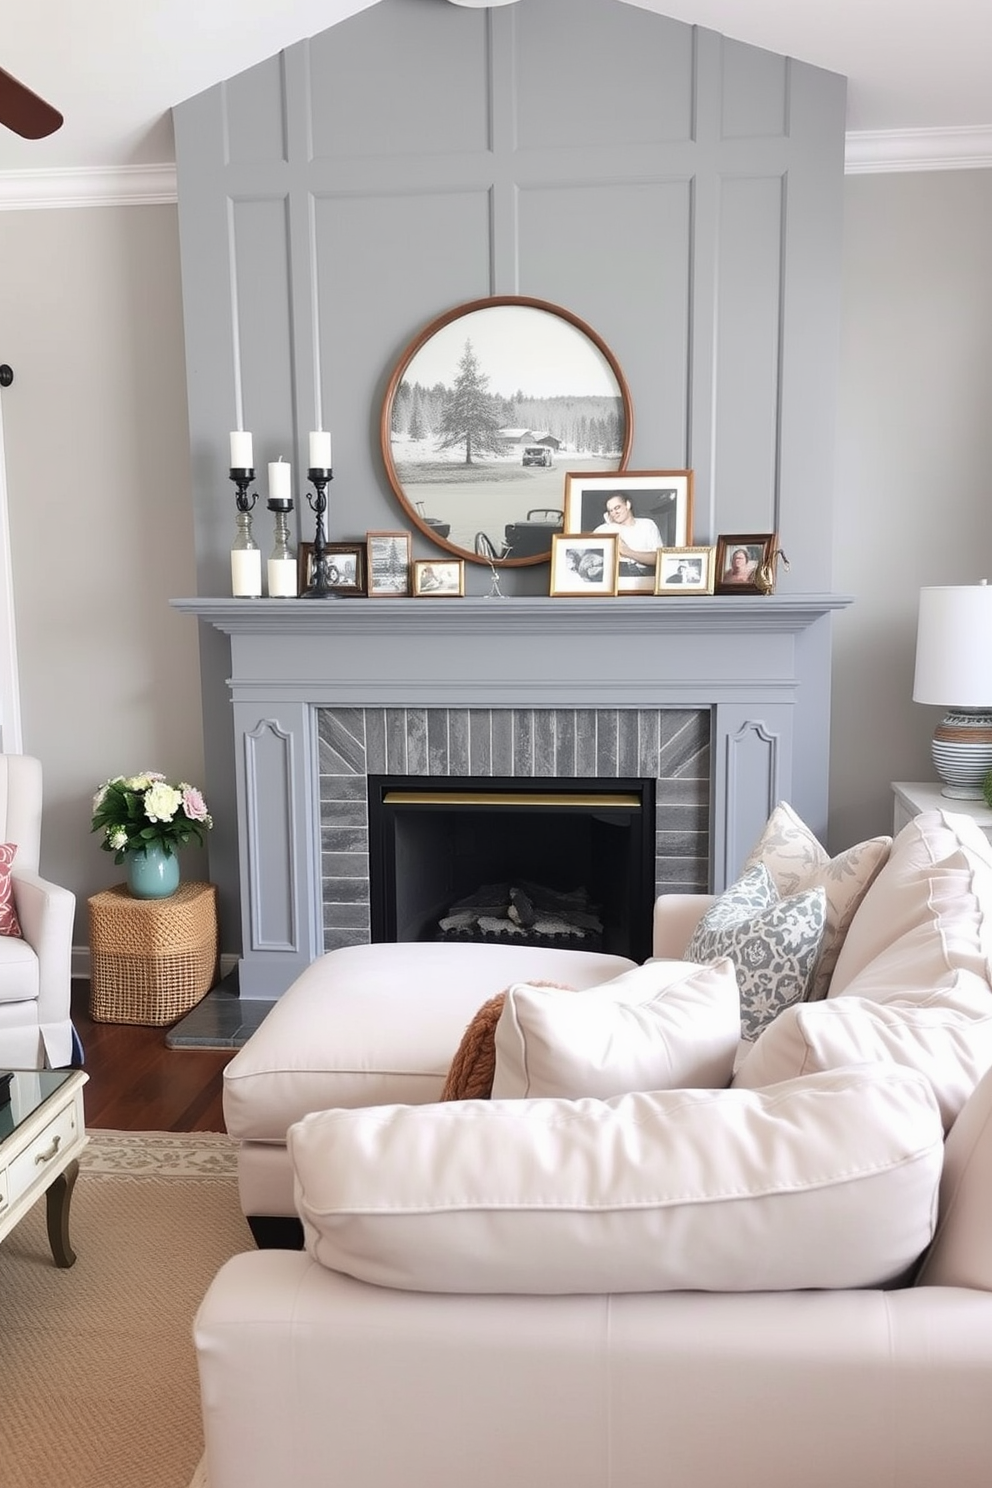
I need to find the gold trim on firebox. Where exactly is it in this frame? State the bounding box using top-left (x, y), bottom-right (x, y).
top-left (383, 791), bottom-right (642, 808)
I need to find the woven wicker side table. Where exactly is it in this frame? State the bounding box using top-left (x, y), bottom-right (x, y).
top-left (87, 881), bottom-right (219, 1026)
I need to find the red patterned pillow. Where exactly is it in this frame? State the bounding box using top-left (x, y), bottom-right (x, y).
top-left (0, 843), bottom-right (22, 937)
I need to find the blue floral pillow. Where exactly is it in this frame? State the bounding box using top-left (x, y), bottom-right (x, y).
top-left (685, 863), bottom-right (826, 1041)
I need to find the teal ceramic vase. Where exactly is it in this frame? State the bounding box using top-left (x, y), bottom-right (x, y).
top-left (126, 843), bottom-right (180, 899)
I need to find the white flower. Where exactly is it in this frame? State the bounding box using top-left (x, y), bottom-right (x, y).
top-left (143, 782), bottom-right (182, 823)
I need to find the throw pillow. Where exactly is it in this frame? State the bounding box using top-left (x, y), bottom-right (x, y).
top-left (732, 977), bottom-right (992, 1132)
top-left (0, 842), bottom-right (22, 938)
top-left (743, 801), bottom-right (891, 1001)
top-left (685, 862), bottom-right (826, 1042)
top-left (290, 1066), bottom-right (942, 1294)
top-left (490, 958), bottom-right (741, 1100)
top-left (440, 981), bottom-right (572, 1100)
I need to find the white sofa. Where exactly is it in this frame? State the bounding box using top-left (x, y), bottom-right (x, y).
top-left (198, 808), bottom-right (992, 1488)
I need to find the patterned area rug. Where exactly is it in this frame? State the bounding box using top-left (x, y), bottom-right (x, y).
top-left (1, 1128), bottom-right (251, 1488)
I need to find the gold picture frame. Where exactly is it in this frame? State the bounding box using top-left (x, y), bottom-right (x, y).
top-left (412, 558), bottom-right (465, 597)
top-left (654, 546), bottom-right (716, 595)
top-left (549, 533), bottom-right (619, 597)
top-left (563, 470), bottom-right (694, 594)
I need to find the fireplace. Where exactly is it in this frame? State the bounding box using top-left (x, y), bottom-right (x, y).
top-left (173, 594), bottom-right (850, 999)
top-left (368, 775), bottom-right (657, 961)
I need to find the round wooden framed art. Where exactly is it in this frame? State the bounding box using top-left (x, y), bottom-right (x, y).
top-left (380, 296), bottom-right (633, 567)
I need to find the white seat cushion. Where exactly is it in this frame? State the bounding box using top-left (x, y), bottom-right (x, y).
top-left (223, 940), bottom-right (636, 1141)
top-left (733, 979), bottom-right (992, 1131)
top-left (491, 959), bottom-right (741, 1099)
top-left (290, 1066), bottom-right (943, 1295)
top-left (0, 934), bottom-right (39, 1003)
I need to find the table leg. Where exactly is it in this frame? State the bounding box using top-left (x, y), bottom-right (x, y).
top-left (45, 1158), bottom-right (80, 1267)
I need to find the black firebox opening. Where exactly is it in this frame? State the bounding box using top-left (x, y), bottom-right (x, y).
top-left (368, 775), bottom-right (655, 963)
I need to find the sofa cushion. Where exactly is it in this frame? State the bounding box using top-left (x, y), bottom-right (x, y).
top-left (732, 977), bottom-right (992, 1131)
top-left (0, 842), bottom-right (22, 938)
top-left (743, 801), bottom-right (890, 1000)
top-left (684, 863), bottom-right (826, 1041)
top-left (290, 1066), bottom-right (942, 1295)
top-left (490, 959), bottom-right (741, 1100)
top-left (829, 809), bottom-right (992, 1000)
top-left (223, 941), bottom-right (637, 1141)
top-left (917, 1061), bottom-right (992, 1290)
top-left (440, 982), bottom-right (571, 1101)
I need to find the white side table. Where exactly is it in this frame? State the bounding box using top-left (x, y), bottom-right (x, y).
top-left (892, 782), bottom-right (992, 845)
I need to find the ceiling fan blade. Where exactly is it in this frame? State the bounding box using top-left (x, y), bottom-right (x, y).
top-left (0, 66), bottom-right (62, 139)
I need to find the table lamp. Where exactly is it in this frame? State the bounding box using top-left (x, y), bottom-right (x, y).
top-left (913, 582), bottom-right (992, 798)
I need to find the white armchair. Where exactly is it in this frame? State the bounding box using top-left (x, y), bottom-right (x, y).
top-left (0, 755), bottom-right (75, 1068)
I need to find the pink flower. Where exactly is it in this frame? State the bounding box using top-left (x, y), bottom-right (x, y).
top-left (181, 785), bottom-right (209, 822)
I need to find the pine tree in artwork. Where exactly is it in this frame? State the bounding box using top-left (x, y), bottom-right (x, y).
top-left (436, 339), bottom-right (508, 464)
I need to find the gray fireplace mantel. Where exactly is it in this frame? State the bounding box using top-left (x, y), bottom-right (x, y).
top-left (173, 593), bottom-right (851, 997)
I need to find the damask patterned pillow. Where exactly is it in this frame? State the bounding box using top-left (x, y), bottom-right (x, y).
top-left (685, 862), bottom-right (826, 1041)
top-left (743, 801), bottom-right (890, 1001)
top-left (0, 842), bottom-right (22, 937)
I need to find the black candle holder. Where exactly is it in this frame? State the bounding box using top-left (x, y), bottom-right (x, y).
top-left (229, 467), bottom-right (258, 513)
top-left (301, 467), bottom-right (340, 599)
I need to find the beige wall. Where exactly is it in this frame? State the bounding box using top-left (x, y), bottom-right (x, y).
top-left (1, 167), bottom-right (991, 956)
top-left (0, 204), bottom-right (208, 949)
top-left (830, 169), bottom-right (992, 851)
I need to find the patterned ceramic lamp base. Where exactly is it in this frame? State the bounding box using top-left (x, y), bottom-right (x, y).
top-left (931, 708), bottom-right (992, 799)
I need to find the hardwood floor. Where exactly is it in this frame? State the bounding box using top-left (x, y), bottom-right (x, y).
top-left (71, 981), bottom-right (236, 1132)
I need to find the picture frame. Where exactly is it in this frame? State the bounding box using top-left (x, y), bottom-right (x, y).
top-left (549, 533), bottom-right (619, 597)
top-left (714, 533), bottom-right (777, 594)
top-left (563, 470), bottom-right (694, 594)
top-left (654, 546), bottom-right (716, 595)
top-left (297, 542), bottom-right (366, 597)
top-left (366, 530), bottom-right (412, 597)
top-left (380, 295), bottom-right (633, 568)
top-left (412, 558), bottom-right (465, 597)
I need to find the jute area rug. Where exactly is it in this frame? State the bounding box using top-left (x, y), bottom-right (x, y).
top-left (0, 1129), bottom-right (252, 1488)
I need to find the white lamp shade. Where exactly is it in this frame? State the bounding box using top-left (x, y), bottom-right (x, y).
top-left (913, 585), bottom-right (992, 706)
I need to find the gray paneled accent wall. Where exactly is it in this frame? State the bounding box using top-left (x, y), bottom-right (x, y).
top-left (172, 0), bottom-right (846, 954)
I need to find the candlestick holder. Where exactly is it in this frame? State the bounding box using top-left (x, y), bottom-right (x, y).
top-left (229, 467), bottom-right (261, 597)
top-left (267, 495), bottom-right (298, 598)
top-left (301, 467), bottom-right (340, 599)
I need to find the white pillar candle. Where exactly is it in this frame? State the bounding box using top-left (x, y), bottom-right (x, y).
top-left (267, 557), bottom-right (298, 598)
top-left (231, 548), bottom-right (262, 598)
top-left (230, 430), bottom-right (253, 469)
top-left (309, 430), bottom-right (332, 470)
top-left (268, 460), bottom-right (292, 502)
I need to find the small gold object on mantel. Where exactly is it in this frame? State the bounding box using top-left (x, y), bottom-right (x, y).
top-left (755, 548), bottom-right (791, 595)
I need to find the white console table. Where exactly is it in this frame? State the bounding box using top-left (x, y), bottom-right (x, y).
top-left (892, 782), bottom-right (992, 845)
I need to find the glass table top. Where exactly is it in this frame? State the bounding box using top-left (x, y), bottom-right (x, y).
top-left (0, 1069), bottom-right (74, 1143)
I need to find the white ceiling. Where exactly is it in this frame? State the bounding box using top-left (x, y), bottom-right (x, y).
top-left (0, 0), bottom-right (990, 176)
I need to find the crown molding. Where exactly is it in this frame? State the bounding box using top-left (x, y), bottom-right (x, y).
top-left (0, 163), bottom-right (177, 211)
top-left (0, 129), bottom-right (989, 208)
top-left (845, 126), bottom-right (992, 175)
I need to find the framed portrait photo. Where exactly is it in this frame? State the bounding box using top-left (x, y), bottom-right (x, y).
top-left (563, 470), bottom-right (694, 594)
top-left (654, 546), bottom-right (715, 595)
top-left (297, 542), bottom-right (367, 597)
top-left (714, 533), bottom-right (776, 595)
top-left (366, 530), bottom-right (412, 597)
top-left (412, 558), bottom-right (465, 597)
top-left (549, 533), bottom-right (619, 597)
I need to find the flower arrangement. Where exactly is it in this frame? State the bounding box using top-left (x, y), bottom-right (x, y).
top-left (91, 772), bottom-right (213, 863)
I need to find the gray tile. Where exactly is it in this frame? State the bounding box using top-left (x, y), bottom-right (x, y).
top-left (318, 708), bottom-right (367, 775)
top-left (617, 711), bottom-right (639, 777)
top-left (512, 710), bottom-right (534, 775)
top-left (491, 710), bottom-right (513, 775)
top-left (596, 709), bottom-right (619, 776)
top-left (321, 825), bottom-right (368, 853)
top-left (364, 708), bottom-right (387, 773)
top-left (427, 708), bottom-right (450, 775)
top-left (574, 709), bottom-right (598, 775)
top-left (468, 709), bottom-right (492, 775)
top-left (406, 708), bottom-right (429, 774)
top-left (324, 877), bottom-right (370, 903)
top-left (321, 851), bottom-right (369, 877)
top-left (448, 709), bottom-right (470, 775)
top-left (324, 901), bottom-right (371, 930)
top-left (555, 710), bottom-right (576, 776)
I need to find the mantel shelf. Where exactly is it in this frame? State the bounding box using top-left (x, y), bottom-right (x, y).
top-left (172, 593), bottom-right (852, 638)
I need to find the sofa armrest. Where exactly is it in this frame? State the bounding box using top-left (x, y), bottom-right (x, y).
top-left (652, 894), bottom-right (715, 959)
top-left (12, 869), bottom-right (76, 1065)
